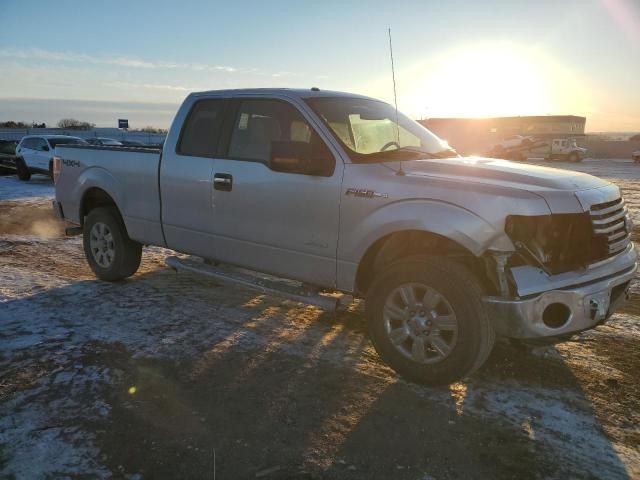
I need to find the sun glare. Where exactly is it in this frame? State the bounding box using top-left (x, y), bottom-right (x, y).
top-left (382, 43), bottom-right (594, 121)
top-left (405, 45), bottom-right (551, 118)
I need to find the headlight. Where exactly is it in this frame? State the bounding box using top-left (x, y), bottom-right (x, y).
top-left (505, 213), bottom-right (593, 274)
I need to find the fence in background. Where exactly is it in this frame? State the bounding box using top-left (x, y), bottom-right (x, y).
top-left (577, 139), bottom-right (640, 159)
top-left (0, 128), bottom-right (166, 145)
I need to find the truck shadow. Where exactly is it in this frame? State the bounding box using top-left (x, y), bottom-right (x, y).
top-left (0, 268), bottom-right (633, 479)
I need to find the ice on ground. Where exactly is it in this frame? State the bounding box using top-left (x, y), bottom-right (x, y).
top-left (0, 175), bottom-right (54, 201)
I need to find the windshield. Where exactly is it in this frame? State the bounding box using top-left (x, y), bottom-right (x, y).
top-left (47, 137), bottom-right (87, 147)
top-left (305, 97), bottom-right (457, 162)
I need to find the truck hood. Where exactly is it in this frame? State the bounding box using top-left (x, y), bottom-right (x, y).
top-left (390, 156), bottom-right (613, 214)
top-left (398, 157), bottom-right (607, 191)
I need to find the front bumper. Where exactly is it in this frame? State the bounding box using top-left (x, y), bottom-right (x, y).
top-left (484, 244), bottom-right (637, 339)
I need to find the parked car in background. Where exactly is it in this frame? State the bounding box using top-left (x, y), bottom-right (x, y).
top-left (15, 135), bottom-right (87, 180)
top-left (53, 88), bottom-right (637, 385)
top-left (0, 139), bottom-right (18, 174)
top-left (86, 137), bottom-right (123, 146)
top-left (633, 150), bottom-right (640, 163)
top-left (119, 140), bottom-right (146, 147)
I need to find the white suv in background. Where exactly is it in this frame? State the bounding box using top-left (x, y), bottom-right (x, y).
top-left (15, 135), bottom-right (86, 181)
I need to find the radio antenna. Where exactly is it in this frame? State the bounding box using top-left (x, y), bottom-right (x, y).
top-left (388, 27), bottom-right (404, 175)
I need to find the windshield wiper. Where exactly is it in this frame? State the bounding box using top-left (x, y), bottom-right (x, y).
top-left (369, 146), bottom-right (458, 160)
top-left (397, 146), bottom-right (460, 158)
top-left (430, 149), bottom-right (459, 159)
top-left (356, 146), bottom-right (460, 164)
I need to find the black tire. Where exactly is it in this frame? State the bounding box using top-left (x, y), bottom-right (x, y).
top-left (16, 158), bottom-right (31, 181)
top-left (568, 152), bottom-right (580, 163)
top-left (82, 206), bottom-right (142, 281)
top-left (365, 256), bottom-right (495, 385)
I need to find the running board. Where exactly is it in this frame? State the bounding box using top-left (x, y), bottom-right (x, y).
top-left (165, 256), bottom-right (341, 311)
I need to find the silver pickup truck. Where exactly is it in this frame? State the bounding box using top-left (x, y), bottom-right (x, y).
top-left (53, 88), bottom-right (637, 385)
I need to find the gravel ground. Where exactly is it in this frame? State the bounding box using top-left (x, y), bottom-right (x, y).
top-left (0, 160), bottom-right (639, 479)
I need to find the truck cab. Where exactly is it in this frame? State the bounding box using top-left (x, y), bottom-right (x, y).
top-left (549, 138), bottom-right (587, 162)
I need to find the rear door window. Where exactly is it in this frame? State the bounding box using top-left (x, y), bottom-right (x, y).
top-left (34, 138), bottom-right (48, 151)
top-left (178, 99), bottom-right (227, 157)
top-left (48, 138), bottom-right (86, 147)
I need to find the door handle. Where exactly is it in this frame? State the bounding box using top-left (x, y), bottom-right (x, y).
top-left (213, 173), bottom-right (233, 191)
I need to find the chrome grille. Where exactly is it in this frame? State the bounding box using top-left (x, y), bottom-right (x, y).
top-left (590, 197), bottom-right (631, 259)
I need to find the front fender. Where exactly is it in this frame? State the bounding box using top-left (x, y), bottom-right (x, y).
top-left (340, 199), bottom-right (514, 264)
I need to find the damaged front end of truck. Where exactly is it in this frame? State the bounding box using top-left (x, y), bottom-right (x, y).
top-left (484, 187), bottom-right (637, 340)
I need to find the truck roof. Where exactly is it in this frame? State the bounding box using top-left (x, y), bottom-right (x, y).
top-left (191, 87), bottom-right (377, 101)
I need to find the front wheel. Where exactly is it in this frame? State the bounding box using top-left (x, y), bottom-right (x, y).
top-left (82, 207), bottom-right (142, 281)
top-left (568, 152), bottom-right (580, 163)
top-left (16, 158), bottom-right (31, 181)
top-left (365, 257), bottom-right (495, 385)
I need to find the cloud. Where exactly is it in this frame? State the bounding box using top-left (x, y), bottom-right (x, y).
top-left (103, 80), bottom-right (209, 93)
top-left (0, 47), bottom-right (239, 74)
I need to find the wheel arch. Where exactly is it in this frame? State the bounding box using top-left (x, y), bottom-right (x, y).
top-left (79, 187), bottom-right (123, 226)
top-left (73, 166), bottom-right (126, 226)
top-left (341, 199), bottom-right (513, 294)
top-left (354, 229), bottom-right (490, 296)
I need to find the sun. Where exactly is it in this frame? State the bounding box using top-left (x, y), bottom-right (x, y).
top-left (400, 44), bottom-right (558, 119)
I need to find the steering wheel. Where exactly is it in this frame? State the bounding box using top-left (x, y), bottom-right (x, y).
top-left (381, 141), bottom-right (400, 151)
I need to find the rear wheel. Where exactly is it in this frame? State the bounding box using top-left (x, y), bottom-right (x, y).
top-left (365, 257), bottom-right (495, 385)
top-left (16, 158), bottom-right (31, 181)
top-left (82, 207), bottom-right (142, 281)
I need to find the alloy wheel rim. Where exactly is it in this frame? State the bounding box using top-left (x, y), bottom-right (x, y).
top-left (383, 283), bottom-right (458, 364)
top-left (89, 222), bottom-right (115, 268)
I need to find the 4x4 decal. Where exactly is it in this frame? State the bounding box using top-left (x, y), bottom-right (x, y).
top-left (62, 159), bottom-right (80, 168)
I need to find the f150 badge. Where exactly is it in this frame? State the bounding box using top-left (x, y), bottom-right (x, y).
top-left (345, 188), bottom-right (389, 199)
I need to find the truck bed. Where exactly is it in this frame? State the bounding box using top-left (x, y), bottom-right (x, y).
top-left (54, 144), bottom-right (165, 246)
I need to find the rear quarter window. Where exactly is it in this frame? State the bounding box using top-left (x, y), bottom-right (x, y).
top-left (177, 99), bottom-right (227, 157)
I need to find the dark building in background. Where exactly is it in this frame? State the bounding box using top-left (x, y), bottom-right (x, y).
top-left (419, 115), bottom-right (586, 155)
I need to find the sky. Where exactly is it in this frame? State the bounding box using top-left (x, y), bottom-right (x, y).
top-left (0, 0), bottom-right (639, 131)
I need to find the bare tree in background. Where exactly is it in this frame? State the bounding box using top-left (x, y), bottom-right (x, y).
top-left (137, 126), bottom-right (168, 134)
top-left (57, 118), bottom-right (95, 130)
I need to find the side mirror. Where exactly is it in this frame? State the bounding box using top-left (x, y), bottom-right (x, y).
top-left (269, 141), bottom-right (329, 176)
top-left (42, 145), bottom-right (50, 152)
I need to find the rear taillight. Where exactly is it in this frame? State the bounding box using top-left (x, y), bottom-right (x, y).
top-left (53, 156), bottom-right (61, 184)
